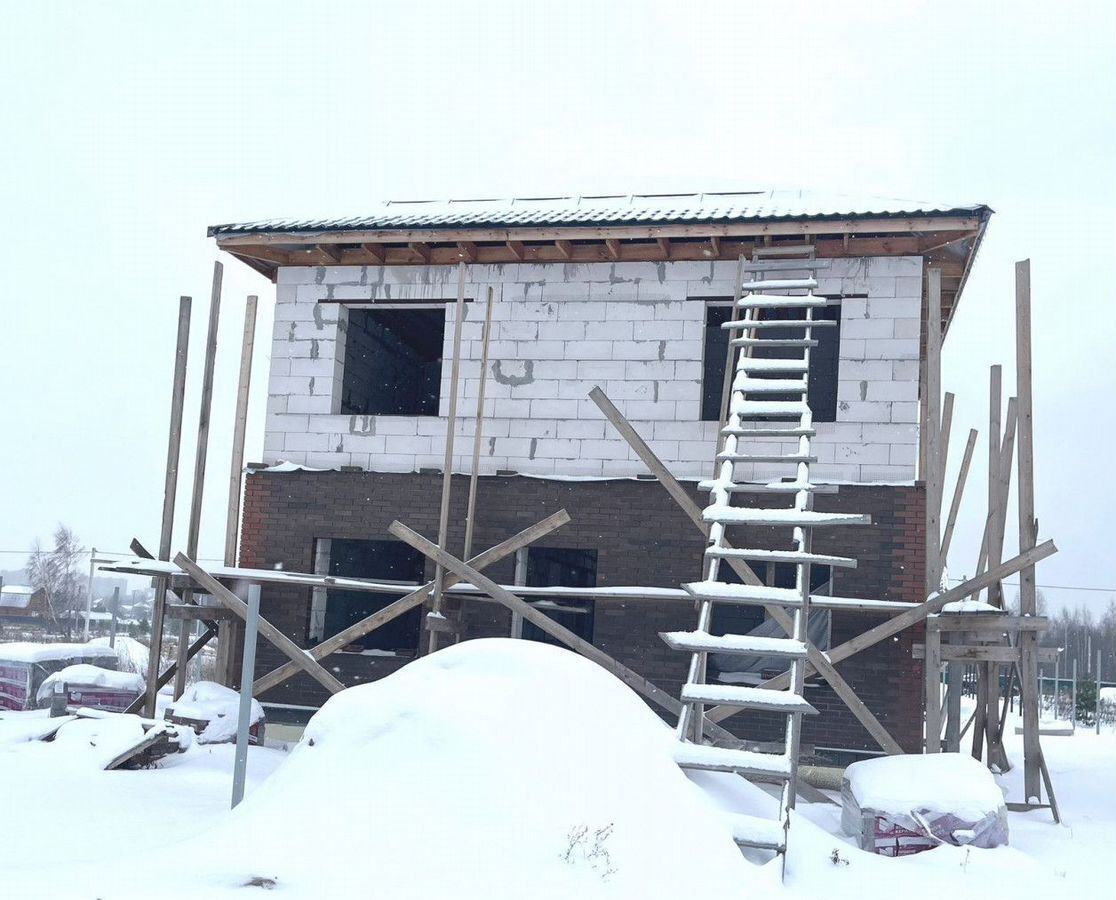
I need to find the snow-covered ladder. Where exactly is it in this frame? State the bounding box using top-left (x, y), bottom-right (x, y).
top-left (662, 265), bottom-right (868, 863)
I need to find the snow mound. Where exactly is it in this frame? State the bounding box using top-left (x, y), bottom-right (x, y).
top-left (36, 664), bottom-right (145, 704)
top-left (199, 639), bottom-right (749, 897)
top-left (165, 681), bottom-right (263, 744)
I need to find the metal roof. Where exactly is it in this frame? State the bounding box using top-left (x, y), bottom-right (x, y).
top-left (209, 190), bottom-right (988, 237)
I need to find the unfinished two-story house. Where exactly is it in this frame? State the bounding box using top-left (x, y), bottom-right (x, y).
top-left (210, 192), bottom-right (990, 760)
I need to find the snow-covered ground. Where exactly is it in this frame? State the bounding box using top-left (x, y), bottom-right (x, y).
top-left (0, 639), bottom-right (1112, 898)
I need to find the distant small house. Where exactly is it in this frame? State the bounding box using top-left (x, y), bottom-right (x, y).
top-left (0, 585), bottom-right (50, 624)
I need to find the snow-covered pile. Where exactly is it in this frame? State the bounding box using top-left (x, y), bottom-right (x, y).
top-left (142, 639), bottom-right (749, 897)
top-left (0, 642), bottom-right (118, 665)
top-left (842, 752), bottom-right (1008, 853)
top-left (36, 664), bottom-right (145, 704)
top-left (165, 681), bottom-right (263, 744)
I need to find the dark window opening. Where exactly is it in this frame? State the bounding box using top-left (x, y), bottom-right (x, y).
top-left (521, 547), bottom-right (597, 646)
top-left (341, 307), bottom-right (446, 416)
top-left (314, 538), bottom-right (426, 652)
top-left (701, 301), bottom-right (842, 423)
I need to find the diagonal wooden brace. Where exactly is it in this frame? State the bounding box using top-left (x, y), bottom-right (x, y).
top-left (253, 510), bottom-right (571, 695)
top-left (589, 386), bottom-right (905, 754)
top-left (175, 553), bottom-right (345, 694)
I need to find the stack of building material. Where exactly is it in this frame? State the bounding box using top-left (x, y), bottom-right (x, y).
top-left (841, 753), bottom-right (1008, 856)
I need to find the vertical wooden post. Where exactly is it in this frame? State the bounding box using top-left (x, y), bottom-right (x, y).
top-left (510, 547), bottom-right (527, 639)
top-left (428, 262), bottom-right (467, 653)
top-left (463, 286), bottom-right (495, 561)
top-left (218, 294), bottom-right (258, 685)
top-left (925, 268), bottom-right (943, 592)
top-left (925, 622), bottom-right (943, 753)
top-left (144, 296), bottom-right (191, 718)
top-left (923, 267), bottom-right (943, 755)
top-left (945, 661), bottom-right (962, 751)
top-left (175, 261), bottom-right (223, 699)
top-left (1015, 259), bottom-right (1042, 801)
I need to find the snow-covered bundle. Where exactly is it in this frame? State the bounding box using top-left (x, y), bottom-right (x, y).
top-left (164, 681), bottom-right (263, 744)
top-left (36, 664), bottom-right (145, 706)
top-left (841, 753), bottom-right (1008, 856)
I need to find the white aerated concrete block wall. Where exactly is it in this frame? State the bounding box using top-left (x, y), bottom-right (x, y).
top-left (264, 257), bottom-right (923, 483)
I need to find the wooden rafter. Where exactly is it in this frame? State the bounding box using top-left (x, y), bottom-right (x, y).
top-left (604, 238), bottom-right (621, 260)
top-left (708, 235), bottom-right (721, 258)
top-left (456, 240), bottom-right (477, 262)
top-left (360, 243), bottom-right (385, 264)
top-left (555, 239), bottom-right (572, 260)
top-left (506, 239), bottom-right (525, 260)
top-left (656, 237), bottom-right (671, 260)
top-left (408, 241), bottom-right (431, 263)
top-left (316, 244), bottom-right (341, 264)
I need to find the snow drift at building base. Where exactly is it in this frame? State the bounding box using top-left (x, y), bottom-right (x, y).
top-left (46, 638), bottom-right (753, 898)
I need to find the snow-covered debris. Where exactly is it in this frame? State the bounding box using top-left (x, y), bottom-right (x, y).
top-left (36, 664), bottom-right (145, 705)
top-left (842, 752), bottom-right (1008, 855)
top-left (165, 681), bottom-right (263, 744)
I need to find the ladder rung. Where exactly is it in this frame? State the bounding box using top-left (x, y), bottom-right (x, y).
top-left (740, 278), bottom-right (819, 292)
top-left (731, 337), bottom-right (818, 348)
top-left (730, 400), bottom-right (810, 418)
top-left (737, 358), bottom-right (808, 374)
top-left (703, 507), bottom-right (872, 527)
top-left (674, 743), bottom-right (792, 778)
top-left (738, 296), bottom-right (828, 310)
top-left (716, 453), bottom-right (816, 464)
top-left (705, 547), bottom-right (858, 569)
top-left (682, 581), bottom-right (803, 607)
top-left (681, 683), bottom-right (818, 714)
top-left (723, 319), bottom-right (836, 330)
top-left (720, 426), bottom-right (816, 437)
top-left (732, 377), bottom-right (807, 395)
top-left (660, 631), bottom-right (808, 658)
top-left (699, 480), bottom-right (839, 495)
top-left (727, 813), bottom-right (787, 851)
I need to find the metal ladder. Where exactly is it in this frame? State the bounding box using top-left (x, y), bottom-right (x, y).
top-left (662, 270), bottom-right (868, 862)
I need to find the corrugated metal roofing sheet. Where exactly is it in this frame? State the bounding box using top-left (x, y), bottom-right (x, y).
top-left (209, 190), bottom-right (987, 236)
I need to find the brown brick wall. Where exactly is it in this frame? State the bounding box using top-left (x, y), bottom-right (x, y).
top-left (239, 470), bottom-right (926, 755)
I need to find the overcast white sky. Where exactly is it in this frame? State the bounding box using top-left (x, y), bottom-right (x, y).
top-left (0, 2), bottom-right (1112, 613)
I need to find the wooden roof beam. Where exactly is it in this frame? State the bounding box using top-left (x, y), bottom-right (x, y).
top-left (656, 237), bottom-right (671, 260)
top-left (456, 241), bottom-right (477, 263)
top-left (408, 241), bottom-right (431, 263)
top-left (360, 243), bottom-right (385, 265)
top-left (605, 238), bottom-right (621, 260)
top-left (506, 240), bottom-right (525, 260)
top-left (555, 239), bottom-right (572, 260)
top-left (315, 244), bottom-right (341, 264)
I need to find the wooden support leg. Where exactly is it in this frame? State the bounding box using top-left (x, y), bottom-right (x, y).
top-left (925, 626), bottom-right (942, 753)
top-left (971, 662), bottom-right (989, 760)
top-left (945, 662), bottom-right (962, 752)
